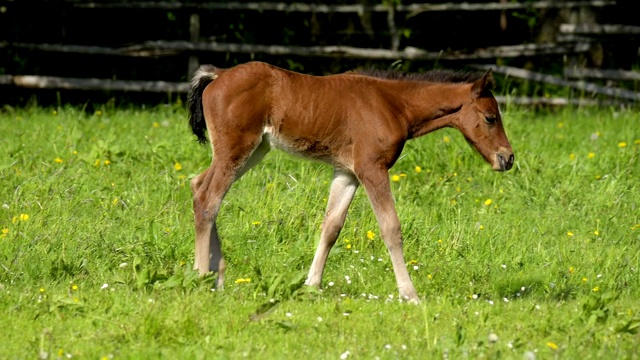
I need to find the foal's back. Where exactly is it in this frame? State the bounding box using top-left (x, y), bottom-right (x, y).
top-left (202, 61), bottom-right (410, 167)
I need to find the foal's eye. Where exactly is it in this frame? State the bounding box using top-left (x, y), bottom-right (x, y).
top-left (485, 115), bottom-right (497, 124)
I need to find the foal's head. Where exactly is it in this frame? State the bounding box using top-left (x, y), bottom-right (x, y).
top-left (455, 70), bottom-right (514, 171)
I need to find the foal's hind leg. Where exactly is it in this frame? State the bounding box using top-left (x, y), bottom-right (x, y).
top-left (305, 169), bottom-right (359, 287)
top-left (192, 135), bottom-right (269, 288)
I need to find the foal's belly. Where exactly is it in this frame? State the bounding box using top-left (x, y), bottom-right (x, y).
top-left (263, 125), bottom-right (351, 169)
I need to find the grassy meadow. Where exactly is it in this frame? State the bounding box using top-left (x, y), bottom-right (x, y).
top-left (0, 102), bottom-right (639, 359)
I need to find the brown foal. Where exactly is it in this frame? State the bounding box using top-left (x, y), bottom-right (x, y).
top-left (187, 61), bottom-right (514, 302)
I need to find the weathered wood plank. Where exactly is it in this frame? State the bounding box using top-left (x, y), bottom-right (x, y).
top-left (564, 68), bottom-right (640, 81)
top-left (1, 41), bottom-right (591, 60)
top-left (69, 1), bottom-right (617, 13)
top-left (0, 75), bottom-right (189, 93)
top-left (560, 23), bottom-right (640, 35)
top-left (471, 64), bottom-right (640, 101)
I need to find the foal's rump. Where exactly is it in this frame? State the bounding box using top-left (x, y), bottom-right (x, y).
top-left (190, 62), bottom-right (365, 167)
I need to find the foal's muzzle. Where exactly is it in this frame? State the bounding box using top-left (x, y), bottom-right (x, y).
top-left (494, 148), bottom-right (514, 171)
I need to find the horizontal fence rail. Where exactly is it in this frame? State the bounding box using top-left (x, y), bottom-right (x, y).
top-left (564, 68), bottom-right (640, 81)
top-left (68, 1), bottom-right (617, 13)
top-left (471, 64), bottom-right (640, 102)
top-left (0, 41), bottom-right (592, 60)
top-left (0, 75), bottom-right (189, 93)
top-left (3, 73), bottom-right (628, 107)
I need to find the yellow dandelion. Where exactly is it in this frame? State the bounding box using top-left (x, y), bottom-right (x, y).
top-left (582, 277), bottom-right (588, 283)
top-left (414, 166), bottom-right (422, 173)
top-left (569, 153), bottom-right (576, 160)
top-left (443, 136), bottom-right (450, 143)
top-left (391, 175), bottom-right (400, 182)
top-left (39, 287), bottom-right (45, 293)
top-left (153, 122), bottom-right (160, 128)
top-left (450, 199), bottom-right (457, 205)
top-left (366, 230), bottom-right (375, 240)
top-left (569, 266), bottom-right (575, 274)
top-left (11, 216), bottom-right (18, 224)
top-left (94, 159), bottom-right (101, 167)
top-left (104, 160), bottom-right (111, 166)
top-left (408, 260), bottom-right (418, 265)
top-left (251, 221), bottom-right (261, 225)
top-left (546, 342), bottom-right (559, 350)
top-left (588, 152), bottom-right (595, 159)
top-left (112, 198), bottom-right (119, 206)
top-left (595, 174), bottom-right (601, 180)
top-left (427, 274), bottom-right (433, 280)
top-left (54, 157), bottom-right (63, 164)
top-left (0, 228), bottom-right (8, 238)
top-left (73, 150), bottom-right (78, 155)
top-left (484, 199), bottom-right (492, 206)
top-left (71, 284), bottom-right (78, 291)
top-left (437, 239), bottom-right (443, 244)
top-left (234, 278), bottom-right (251, 284)
top-left (174, 163), bottom-right (182, 171)
top-left (479, 225), bottom-right (485, 230)
top-left (399, 173), bottom-right (407, 178)
top-left (592, 286), bottom-right (599, 292)
top-left (618, 142), bottom-right (627, 148)
top-left (594, 230), bottom-right (599, 236)
top-left (567, 231), bottom-right (574, 237)
top-left (346, 244), bottom-right (352, 250)
top-left (19, 214), bottom-right (29, 221)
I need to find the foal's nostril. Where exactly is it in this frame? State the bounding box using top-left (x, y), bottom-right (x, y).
top-left (505, 154), bottom-right (514, 170)
top-left (496, 153), bottom-right (514, 171)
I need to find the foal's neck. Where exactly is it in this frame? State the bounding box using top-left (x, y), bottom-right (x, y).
top-left (402, 82), bottom-right (470, 139)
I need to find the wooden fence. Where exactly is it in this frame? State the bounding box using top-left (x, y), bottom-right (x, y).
top-left (1, 0), bottom-right (639, 106)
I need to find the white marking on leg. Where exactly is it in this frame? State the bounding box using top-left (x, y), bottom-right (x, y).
top-left (306, 169), bottom-right (359, 286)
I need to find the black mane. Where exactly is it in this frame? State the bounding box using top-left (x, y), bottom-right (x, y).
top-left (352, 68), bottom-right (485, 84)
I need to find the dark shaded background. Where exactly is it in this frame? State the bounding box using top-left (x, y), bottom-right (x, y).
top-left (1, 0), bottom-right (638, 107)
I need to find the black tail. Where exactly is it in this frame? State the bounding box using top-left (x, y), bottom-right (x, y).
top-left (187, 64), bottom-right (218, 144)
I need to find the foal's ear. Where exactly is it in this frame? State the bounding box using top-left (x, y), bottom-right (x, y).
top-left (471, 69), bottom-right (495, 99)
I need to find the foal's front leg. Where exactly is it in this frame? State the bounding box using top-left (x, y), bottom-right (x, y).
top-left (306, 169), bottom-right (359, 287)
top-left (357, 167), bottom-right (419, 303)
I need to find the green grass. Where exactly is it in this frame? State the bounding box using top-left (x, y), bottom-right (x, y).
top-left (1, 103), bottom-right (639, 359)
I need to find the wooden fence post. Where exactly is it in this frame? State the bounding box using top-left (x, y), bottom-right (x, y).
top-left (188, 13), bottom-right (200, 79)
top-left (387, 3), bottom-right (399, 51)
